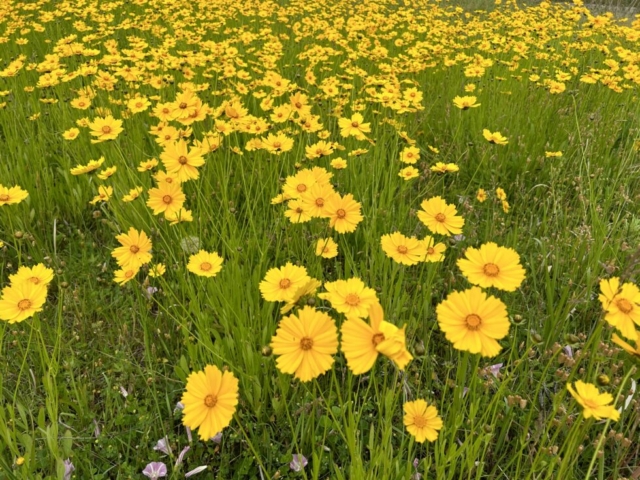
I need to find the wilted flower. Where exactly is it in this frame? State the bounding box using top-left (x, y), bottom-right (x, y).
top-left (290, 454), bottom-right (308, 472)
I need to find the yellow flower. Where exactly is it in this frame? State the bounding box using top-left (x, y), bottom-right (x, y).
top-left (483, 129), bottom-right (508, 145)
top-left (453, 95), bottom-right (480, 110)
top-left (280, 278), bottom-right (322, 314)
top-left (330, 157), bottom-right (347, 169)
top-left (315, 238), bottom-right (338, 259)
top-left (0, 184), bottom-right (29, 206)
top-left (338, 113), bottom-right (371, 139)
top-left (324, 193), bottom-right (363, 234)
top-left (70, 157), bottom-right (104, 176)
top-left (567, 381), bottom-right (620, 421)
top-left (0, 282), bottom-right (48, 323)
top-left (62, 128), bottom-right (80, 140)
top-left (89, 186), bottom-right (113, 205)
top-left (436, 287), bottom-right (510, 357)
top-left (160, 139), bottom-right (205, 182)
top-left (114, 266), bottom-right (140, 285)
top-left (284, 199), bottom-right (312, 223)
top-left (422, 236), bottom-right (446, 262)
top-left (270, 306), bottom-right (339, 382)
top-left (430, 162), bottom-right (459, 173)
top-left (97, 166), bottom-right (117, 180)
top-left (417, 196), bottom-right (464, 236)
top-left (319, 277), bottom-right (378, 318)
top-left (187, 250), bottom-right (223, 277)
top-left (476, 188), bottom-right (487, 202)
top-left (380, 232), bottom-right (427, 266)
top-left (146, 181), bottom-right (185, 216)
top-left (599, 277), bottom-right (640, 341)
top-left (261, 132), bottom-right (294, 155)
top-left (111, 228), bottom-right (153, 269)
top-left (545, 151), bottom-right (563, 158)
top-left (149, 263), bottom-right (166, 278)
top-left (611, 333), bottom-right (640, 359)
top-left (9, 264), bottom-right (54, 287)
top-left (300, 183), bottom-right (336, 218)
top-left (399, 146), bottom-right (420, 164)
top-left (122, 187), bottom-right (143, 202)
top-left (165, 208), bottom-right (193, 225)
top-left (259, 263), bottom-right (310, 303)
top-left (181, 365), bottom-right (239, 440)
top-left (89, 115), bottom-right (123, 142)
top-left (457, 242), bottom-right (526, 292)
top-left (138, 158), bottom-right (159, 172)
top-left (403, 399), bottom-right (443, 443)
top-left (340, 302), bottom-right (412, 374)
top-left (398, 166), bottom-right (419, 180)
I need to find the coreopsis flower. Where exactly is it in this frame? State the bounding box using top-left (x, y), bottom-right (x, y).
top-left (457, 242), bottom-right (526, 291)
top-left (319, 277), bottom-right (378, 318)
top-left (280, 278), bottom-right (322, 314)
top-left (165, 208), bottom-right (193, 225)
top-left (111, 228), bottom-right (153, 269)
top-left (417, 196), bottom-right (464, 236)
top-left (70, 157), bottom-right (104, 175)
top-left (566, 381), bottom-right (620, 421)
top-left (89, 115), bottom-right (123, 142)
top-left (482, 129), bottom-right (508, 145)
top-left (381, 232), bottom-right (427, 266)
top-left (181, 365), bottom-right (239, 440)
top-left (0, 184), bottom-right (29, 206)
top-left (138, 159), bottom-right (159, 172)
top-left (330, 158), bottom-right (347, 169)
top-left (122, 187), bottom-right (144, 202)
top-left (146, 182), bottom-right (186, 216)
top-left (430, 162), bottom-right (459, 173)
top-left (261, 132), bottom-right (294, 155)
top-left (114, 266), bottom-right (140, 285)
top-left (0, 282), bottom-right (48, 323)
top-left (270, 306), bottom-right (339, 382)
top-left (422, 236), bottom-right (446, 262)
top-left (70, 96), bottom-right (91, 110)
top-left (399, 166), bottom-right (419, 180)
top-left (300, 184), bottom-right (336, 218)
top-left (403, 399), bottom-right (443, 443)
top-left (315, 238), bottom-right (338, 259)
top-left (89, 185), bottom-right (113, 204)
top-left (62, 128), bottom-right (80, 140)
top-left (611, 333), bottom-right (640, 358)
top-left (284, 199), bottom-right (312, 223)
top-left (453, 96), bottom-right (480, 110)
top-left (149, 264), bottom-right (166, 278)
top-left (599, 277), bottom-right (640, 340)
top-left (305, 140), bottom-right (334, 159)
top-left (436, 287), bottom-right (510, 357)
top-left (160, 139), bottom-right (205, 182)
top-left (399, 147), bottom-right (420, 164)
top-left (495, 188), bottom-right (507, 201)
top-left (9, 264), bottom-right (54, 287)
top-left (545, 151), bottom-right (563, 157)
top-left (153, 170), bottom-right (182, 185)
top-left (187, 250), bottom-right (223, 277)
top-left (260, 263), bottom-right (310, 303)
top-left (476, 189), bottom-right (487, 202)
top-left (338, 113), bottom-right (371, 139)
top-left (340, 302), bottom-right (413, 374)
top-left (97, 166), bottom-right (117, 180)
top-left (128, 96), bottom-right (151, 113)
top-left (324, 193), bottom-right (363, 233)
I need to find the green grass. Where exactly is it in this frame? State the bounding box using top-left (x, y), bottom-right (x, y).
top-left (1, 0), bottom-right (640, 478)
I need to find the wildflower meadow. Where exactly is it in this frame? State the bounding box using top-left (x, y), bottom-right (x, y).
top-left (1, 0), bottom-right (640, 478)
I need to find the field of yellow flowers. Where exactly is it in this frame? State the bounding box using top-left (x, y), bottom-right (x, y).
top-left (1, 0), bottom-right (640, 478)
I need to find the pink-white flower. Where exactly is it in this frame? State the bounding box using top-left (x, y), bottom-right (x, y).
top-left (142, 462), bottom-right (167, 479)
